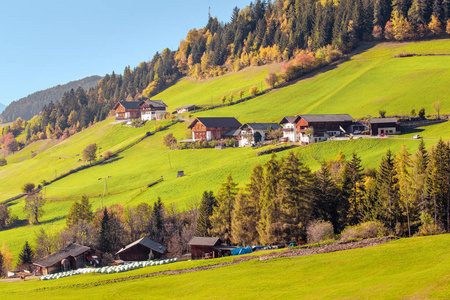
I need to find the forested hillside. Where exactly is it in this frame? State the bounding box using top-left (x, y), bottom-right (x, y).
top-left (0, 76), bottom-right (101, 122)
top-left (22, 0), bottom-right (450, 144)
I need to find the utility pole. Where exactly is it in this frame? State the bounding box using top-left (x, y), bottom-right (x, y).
top-left (167, 151), bottom-right (172, 168)
top-left (99, 176), bottom-right (111, 209)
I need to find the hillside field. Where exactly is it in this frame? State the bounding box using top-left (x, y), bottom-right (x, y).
top-left (1, 234), bottom-right (449, 299)
top-left (0, 39), bottom-right (450, 264)
top-left (194, 39), bottom-right (450, 122)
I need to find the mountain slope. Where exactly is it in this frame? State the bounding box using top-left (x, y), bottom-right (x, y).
top-left (0, 103), bottom-right (5, 114)
top-left (194, 39), bottom-right (450, 121)
top-left (0, 76), bottom-right (101, 122)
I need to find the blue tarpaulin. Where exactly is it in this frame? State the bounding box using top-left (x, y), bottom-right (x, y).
top-left (231, 246), bottom-right (253, 255)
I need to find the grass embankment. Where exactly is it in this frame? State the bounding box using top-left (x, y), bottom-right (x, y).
top-left (155, 63), bottom-right (282, 113)
top-left (194, 39), bottom-right (450, 122)
top-left (1, 234), bottom-right (449, 299)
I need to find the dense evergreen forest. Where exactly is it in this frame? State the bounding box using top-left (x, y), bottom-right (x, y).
top-left (2, 0), bottom-right (450, 145)
top-left (0, 76), bottom-right (101, 123)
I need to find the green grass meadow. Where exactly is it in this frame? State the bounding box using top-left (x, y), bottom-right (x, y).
top-left (194, 39), bottom-right (450, 122)
top-left (1, 39), bottom-right (450, 266)
top-left (1, 234), bottom-right (449, 299)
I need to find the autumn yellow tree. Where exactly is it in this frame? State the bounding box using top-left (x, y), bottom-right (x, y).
top-left (428, 15), bottom-right (443, 36)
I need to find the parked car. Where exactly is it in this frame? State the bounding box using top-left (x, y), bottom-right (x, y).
top-left (413, 134), bottom-right (421, 139)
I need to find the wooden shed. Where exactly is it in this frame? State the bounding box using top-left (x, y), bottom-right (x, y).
top-left (188, 237), bottom-right (236, 259)
top-left (176, 104), bottom-right (196, 114)
top-left (369, 117), bottom-right (402, 135)
top-left (33, 243), bottom-right (99, 275)
top-left (115, 237), bottom-right (167, 261)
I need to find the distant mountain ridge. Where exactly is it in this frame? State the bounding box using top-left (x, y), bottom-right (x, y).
top-left (0, 76), bottom-right (101, 122)
top-left (0, 103), bottom-right (5, 114)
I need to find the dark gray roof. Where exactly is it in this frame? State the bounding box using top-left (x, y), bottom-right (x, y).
top-left (369, 117), bottom-right (398, 124)
top-left (140, 100), bottom-right (168, 108)
top-left (188, 237), bottom-right (221, 246)
top-left (188, 117), bottom-right (242, 129)
top-left (33, 243), bottom-right (91, 268)
top-left (176, 104), bottom-right (196, 110)
top-left (279, 116), bottom-right (299, 124)
top-left (300, 114), bottom-right (354, 123)
top-left (223, 129), bottom-right (241, 137)
top-left (116, 237), bottom-right (167, 255)
top-left (240, 123), bottom-right (282, 131)
top-left (213, 245), bottom-right (237, 251)
top-left (117, 101), bottom-right (141, 109)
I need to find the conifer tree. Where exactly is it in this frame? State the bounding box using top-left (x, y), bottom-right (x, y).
top-left (412, 139), bottom-right (430, 213)
top-left (377, 149), bottom-right (400, 230)
top-left (258, 153), bottom-right (281, 245)
top-left (150, 198), bottom-right (165, 244)
top-left (98, 208), bottom-right (111, 253)
top-left (243, 163), bottom-right (264, 244)
top-left (18, 241), bottom-right (33, 266)
top-left (66, 195), bottom-right (94, 228)
top-left (275, 152), bottom-right (315, 242)
top-left (231, 189), bottom-right (255, 245)
top-left (210, 174), bottom-right (238, 244)
top-left (394, 145), bottom-right (413, 236)
top-left (0, 251), bottom-right (4, 277)
top-left (196, 191), bottom-right (216, 237)
top-left (313, 162), bottom-right (341, 232)
top-left (341, 153), bottom-right (365, 226)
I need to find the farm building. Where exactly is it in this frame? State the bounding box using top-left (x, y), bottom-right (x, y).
top-left (115, 237), bottom-right (167, 261)
top-left (188, 117), bottom-right (242, 141)
top-left (33, 243), bottom-right (100, 275)
top-left (188, 237), bottom-right (236, 259)
top-left (176, 104), bottom-right (196, 114)
top-left (139, 100), bottom-right (168, 121)
top-left (279, 116), bottom-right (300, 142)
top-left (113, 101), bottom-right (142, 120)
top-left (295, 114), bottom-right (355, 144)
top-left (369, 118), bottom-right (401, 135)
top-left (238, 123), bottom-right (282, 147)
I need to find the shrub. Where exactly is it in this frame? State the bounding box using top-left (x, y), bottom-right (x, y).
top-left (415, 212), bottom-right (444, 236)
top-left (0, 156), bottom-right (6, 166)
top-left (340, 221), bottom-right (388, 241)
top-left (249, 85), bottom-right (259, 97)
top-left (21, 182), bottom-right (35, 194)
top-left (210, 140), bottom-right (218, 148)
top-left (226, 138), bottom-right (236, 147)
top-left (307, 221), bottom-right (334, 244)
top-left (103, 150), bottom-right (113, 160)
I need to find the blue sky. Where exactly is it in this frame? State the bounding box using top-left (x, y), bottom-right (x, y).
top-left (0, 0), bottom-right (252, 106)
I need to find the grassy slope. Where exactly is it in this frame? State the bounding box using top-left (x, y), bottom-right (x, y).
top-left (1, 234), bottom-right (449, 299)
top-left (155, 63), bottom-right (282, 113)
top-left (194, 39), bottom-right (450, 122)
top-left (1, 39), bottom-right (450, 264)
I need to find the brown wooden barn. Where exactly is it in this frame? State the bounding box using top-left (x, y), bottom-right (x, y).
top-left (188, 117), bottom-right (242, 141)
top-left (33, 243), bottom-right (100, 275)
top-left (176, 104), bottom-right (196, 114)
top-left (188, 237), bottom-right (235, 259)
top-left (113, 101), bottom-right (142, 120)
top-left (369, 117), bottom-right (401, 135)
top-left (115, 237), bottom-right (167, 261)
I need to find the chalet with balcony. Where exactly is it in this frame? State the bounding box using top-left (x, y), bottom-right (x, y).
top-left (279, 116), bottom-right (301, 142)
top-left (238, 123), bottom-right (282, 147)
top-left (139, 100), bottom-right (167, 121)
top-left (369, 118), bottom-right (401, 135)
top-left (113, 101), bottom-right (142, 120)
top-left (188, 117), bottom-right (242, 141)
top-left (296, 114), bottom-right (355, 144)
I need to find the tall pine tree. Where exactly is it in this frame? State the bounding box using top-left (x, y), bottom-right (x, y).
top-left (196, 191), bottom-right (216, 237)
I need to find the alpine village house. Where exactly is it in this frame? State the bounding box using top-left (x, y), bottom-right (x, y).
top-left (113, 99), bottom-right (167, 121)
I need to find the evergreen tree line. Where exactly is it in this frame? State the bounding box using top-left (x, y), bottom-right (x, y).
top-left (197, 140), bottom-right (450, 246)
